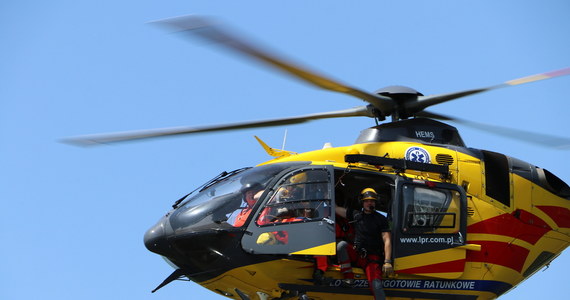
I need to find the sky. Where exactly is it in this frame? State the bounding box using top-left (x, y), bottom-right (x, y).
top-left (1, 1), bottom-right (569, 299)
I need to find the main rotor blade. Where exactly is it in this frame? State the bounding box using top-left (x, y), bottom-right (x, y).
top-left (63, 106), bottom-right (374, 146)
top-left (408, 67), bottom-right (570, 113)
top-left (417, 111), bottom-right (570, 150)
top-left (152, 15), bottom-right (394, 114)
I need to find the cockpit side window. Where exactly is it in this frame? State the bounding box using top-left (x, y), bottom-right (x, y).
top-left (241, 165), bottom-right (335, 255)
top-left (256, 169), bottom-right (332, 226)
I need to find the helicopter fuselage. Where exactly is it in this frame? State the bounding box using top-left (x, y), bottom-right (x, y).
top-left (144, 123), bottom-right (570, 299)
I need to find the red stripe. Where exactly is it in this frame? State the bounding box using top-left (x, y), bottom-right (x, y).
top-left (536, 206), bottom-right (570, 228)
top-left (466, 240), bottom-right (529, 272)
top-left (467, 211), bottom-right (550, 245)
top-left (397, 259), bottom-right (465, 274)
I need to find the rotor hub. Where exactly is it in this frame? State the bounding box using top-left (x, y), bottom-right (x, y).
top-left (375, 86), bottom-right (424, 120)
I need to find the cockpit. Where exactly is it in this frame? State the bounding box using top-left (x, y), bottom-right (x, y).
top-left (169, 162), bottom-right (310, 232)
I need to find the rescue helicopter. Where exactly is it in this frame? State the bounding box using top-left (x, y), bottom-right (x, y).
top-left (66, 16), bottom-right (570, 300)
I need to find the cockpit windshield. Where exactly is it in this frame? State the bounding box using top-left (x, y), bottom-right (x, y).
top-left (170, 162), bottom-right (308, 230)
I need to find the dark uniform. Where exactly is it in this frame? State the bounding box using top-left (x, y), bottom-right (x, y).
top-left (348, 209), bottom-right (391, 255)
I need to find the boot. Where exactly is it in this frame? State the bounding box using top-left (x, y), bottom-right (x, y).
top-left (312, 269), bottom-right (325, 286)
top-left (371, 278), bottom-right (386, 300)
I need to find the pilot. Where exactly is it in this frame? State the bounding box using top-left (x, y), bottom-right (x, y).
top-left (335, 188), bottom-right (393, 300)
top-left (233, 182), bottom-right (263, 227)
top-left (257, 172), bottom-right (308, 225)
top-left (274, 172), bottom-right (307, 201)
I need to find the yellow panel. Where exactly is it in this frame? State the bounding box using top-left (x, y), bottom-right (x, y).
top-left (202, 275), bottom-right (272, 299)
top-left (467, 233), bottom-right (533, 249)
top-left (512, 174), bottom-right (532, 212)
top-left (415, 272), bottom-right (463, 278)
top-left (290, 242), bottom-right (336, 255)
top-left (456, 156), bottom-right (482, 198)
top-left (456, 244), bottom-right (482, 251)
top-left (396, 247), bottom-right (466, 270)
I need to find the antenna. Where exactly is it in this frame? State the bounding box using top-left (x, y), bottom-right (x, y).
top-left (281, 129), bottom-right (288, 150)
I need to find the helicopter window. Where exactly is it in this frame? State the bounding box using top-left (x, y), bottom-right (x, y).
top-left (170, 162), bottom-right (308, 229)
top-left (482, 150), bottom-right (510, 206)
top-left (256, 169), bottom-right (332, 226)
top-left (401, 184), bottom-right (461, 234)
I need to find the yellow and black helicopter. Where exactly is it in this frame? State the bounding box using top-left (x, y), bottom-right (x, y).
top-left (67, 16), bottom-right (570, 300)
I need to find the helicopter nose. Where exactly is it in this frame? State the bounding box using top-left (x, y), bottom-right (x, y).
top-left (144, 216), bottom-right (171, 256)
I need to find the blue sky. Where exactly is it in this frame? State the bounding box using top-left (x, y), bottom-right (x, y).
top-left (1, 1), bottom-right (569, 299)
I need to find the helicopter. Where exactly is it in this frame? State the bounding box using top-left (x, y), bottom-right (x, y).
top-left (66, 15), bottom-right (570, 300)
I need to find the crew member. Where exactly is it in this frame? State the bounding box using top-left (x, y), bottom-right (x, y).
top-left (274, 172), bottom-right (307, 201)
top-left (335, 188), bottom-right (393, 300)
top-left (233, 183), bottom-right (263, 227)
top-left (257, 172), bottom-right (307, 225)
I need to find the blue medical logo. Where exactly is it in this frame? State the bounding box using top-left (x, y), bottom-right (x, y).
top-left (405, 147), bottom-right (431, 163)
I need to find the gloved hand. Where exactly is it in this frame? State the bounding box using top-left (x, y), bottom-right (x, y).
top-left (382, 262), bottom-right (394, 277)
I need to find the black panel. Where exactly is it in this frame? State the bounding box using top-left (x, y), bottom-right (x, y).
top-left (345, 154), bottom-right (449, 177)
top-left (523, 251), bottom-right (555, 277)
top-left (509, 156), bottom-right (534, 182)
top-left (355, 118), bottom-right (465, 147)
top-left (542, 169), bottom-right (570, 199)
top-left (168, 229), bottom-right (278, 282)
top-left (482, 150), bottom-right (510, 206)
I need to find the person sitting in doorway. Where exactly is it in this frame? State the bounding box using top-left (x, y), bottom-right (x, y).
top-left (335, 188), bottom-right (393, 300)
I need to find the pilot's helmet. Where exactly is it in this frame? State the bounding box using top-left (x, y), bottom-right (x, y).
top-left (289, 172), bottom-right (307, 184)
top-left (359, 188), bottom-right (378, 202)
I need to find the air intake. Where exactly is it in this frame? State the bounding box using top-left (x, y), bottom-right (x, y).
top-left (436, 154), bottom-right (454, 166)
